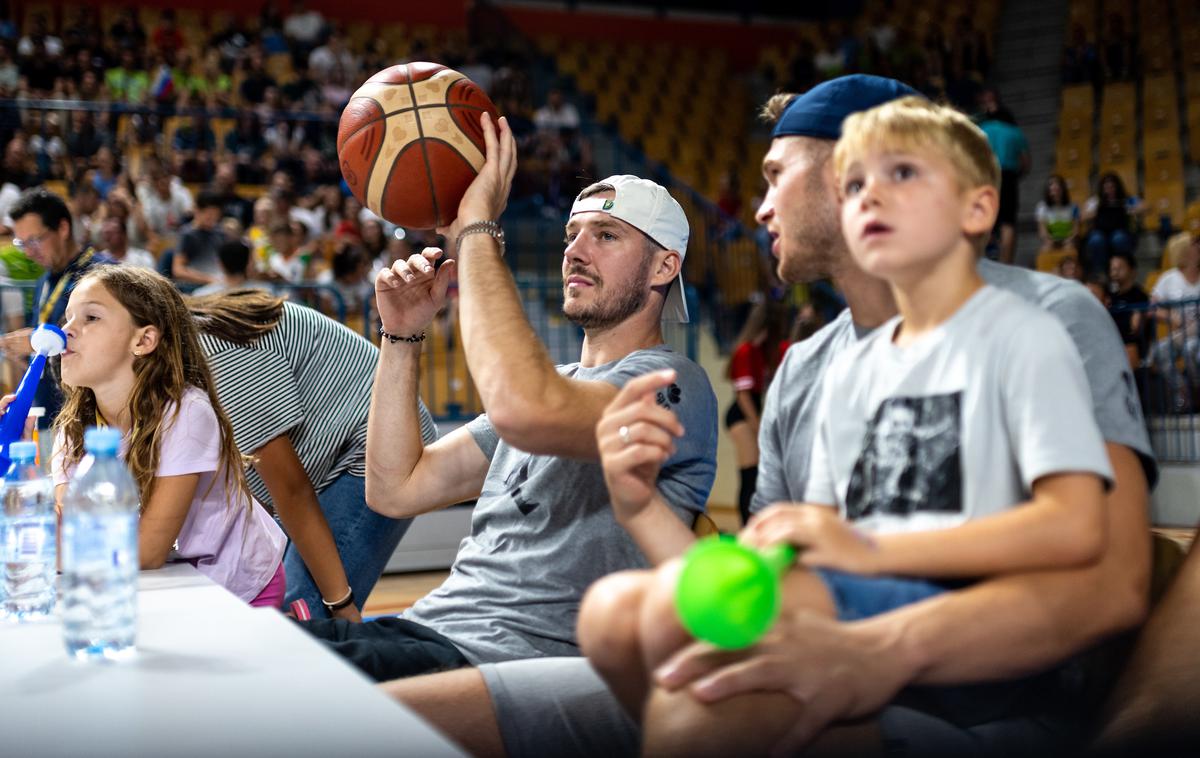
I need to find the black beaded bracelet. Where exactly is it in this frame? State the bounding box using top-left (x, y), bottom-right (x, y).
top-left (380, 327), bottom-right (426, 343)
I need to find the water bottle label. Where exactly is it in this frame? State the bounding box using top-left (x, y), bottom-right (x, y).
top-left (13, 523), bottom-right (48, 560)
top-left (63, 515), bottom-right (138, 569)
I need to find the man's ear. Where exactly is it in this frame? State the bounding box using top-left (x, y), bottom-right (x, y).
top-left (963, 185), bottom-right (999, 238)
top-left (652, 249), bottom-right (682, 288)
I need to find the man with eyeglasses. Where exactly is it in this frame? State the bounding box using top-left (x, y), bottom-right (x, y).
top-left (1, 186), bottom-right (113, 427)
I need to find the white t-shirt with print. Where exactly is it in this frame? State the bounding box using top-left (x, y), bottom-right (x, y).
top-left (806, 285), bottom-right (1113, 535)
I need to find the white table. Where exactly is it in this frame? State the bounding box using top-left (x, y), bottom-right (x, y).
top-left (0, 564), bottom-right (465, 757)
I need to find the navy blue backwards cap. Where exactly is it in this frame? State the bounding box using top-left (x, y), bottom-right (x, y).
top-left (772, 75), bottom-right (922, 141)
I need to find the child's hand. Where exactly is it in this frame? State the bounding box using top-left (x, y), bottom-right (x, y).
top-left (331, 603), bottom-right (362, 623)
top-left (595, 369), bottom-right (683, 523)
top-left (742, 503), bottom-right (880, 575)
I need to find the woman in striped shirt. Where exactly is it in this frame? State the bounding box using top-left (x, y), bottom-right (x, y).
top-left (188, 289), bottom-right (438, 619)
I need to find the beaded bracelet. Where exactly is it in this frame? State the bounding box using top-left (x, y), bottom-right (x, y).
top-left (380, 327), bottom-right (426, 343)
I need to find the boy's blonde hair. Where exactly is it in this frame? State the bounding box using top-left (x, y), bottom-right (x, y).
top-left (833, 96), bottom-right (1000, 193)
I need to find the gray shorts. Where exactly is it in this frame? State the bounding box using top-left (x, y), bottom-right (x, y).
top-left (478, 657), bottom-right (639, 758)
top-left (479, 657), bottom-right (1075, 757)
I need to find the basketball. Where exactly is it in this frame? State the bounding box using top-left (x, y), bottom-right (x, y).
top-left (337, 62), bottom-right (499, 230)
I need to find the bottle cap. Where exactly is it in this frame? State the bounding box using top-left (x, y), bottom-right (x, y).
top-left (84, 427), bottom-right (122, 455)
top-left (9, 441), bottom-right (37, 462)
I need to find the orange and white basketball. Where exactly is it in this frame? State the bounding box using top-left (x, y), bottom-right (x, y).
top-left (337, 62), bottom-right (499, 230)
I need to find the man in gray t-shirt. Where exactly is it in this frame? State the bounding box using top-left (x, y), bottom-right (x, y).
top-left (404, 347), bottom-right (714, 664)
top-left (298, 157), bottom-right (717, 681)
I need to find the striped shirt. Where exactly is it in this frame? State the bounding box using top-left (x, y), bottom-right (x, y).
top-left (199, 302), bottom-right (437, 508)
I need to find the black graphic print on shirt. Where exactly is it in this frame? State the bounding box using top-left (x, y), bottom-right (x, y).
top-left (845, 392), bottom-right (963, 521)
top-left (656, 382), bottom-right (682, 409)
top-left (480, 457), bottom-right (545, 515)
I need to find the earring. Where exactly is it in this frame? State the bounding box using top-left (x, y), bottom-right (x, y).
top-left (133, 350), bottom-right (141, 356)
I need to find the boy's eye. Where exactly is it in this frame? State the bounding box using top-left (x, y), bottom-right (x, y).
top-left (844, 178), bottom-right (863, 195)
top-left (892, 164), bottom-right (916, 181)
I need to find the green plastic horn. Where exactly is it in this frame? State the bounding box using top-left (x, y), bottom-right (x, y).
top-left (675, 534), bottom-right (797, 649)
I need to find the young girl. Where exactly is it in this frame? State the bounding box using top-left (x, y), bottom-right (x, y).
top-left (50, 266), bottom-right (287, 607)
top-left (723, 300), bottom-right (788, 525)
top-left (1035, 173), bottom-right (1080, 250)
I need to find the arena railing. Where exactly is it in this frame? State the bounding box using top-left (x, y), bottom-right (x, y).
top-left (1111, 297), bottom-right (1200, 463)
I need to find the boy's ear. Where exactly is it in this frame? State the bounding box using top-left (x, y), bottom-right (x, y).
top-left (962, 185), bottom-right (999, 237)
top-left (133, 325), bottom-right (161, 356)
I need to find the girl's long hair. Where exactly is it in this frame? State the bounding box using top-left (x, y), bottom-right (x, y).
top-left (54, 266), bottom-right (253, 512)
top-left (1043, 174), bottom-right (1071, 207)
top-left (185, 288), bottom-right (285, 345)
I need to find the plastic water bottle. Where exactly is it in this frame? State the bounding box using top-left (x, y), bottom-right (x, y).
top-left (60, 427), bottom-right (139, 661)
top-left (2, 441), bottom-right (56, 620)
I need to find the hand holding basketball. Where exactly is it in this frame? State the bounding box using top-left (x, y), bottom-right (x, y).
top-left (374, 248), bottom-right (455, 338)
top-left (338, 62), bottom-right (499, 230)
top-left (441, 113), bottom-right (518, 242)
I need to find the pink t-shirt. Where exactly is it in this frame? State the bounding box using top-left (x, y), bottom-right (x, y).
top-left (54, 387), bottom-right (286, 603)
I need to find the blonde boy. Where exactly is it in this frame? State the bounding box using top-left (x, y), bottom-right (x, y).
top-left (740, 97), bottom-right (1112, 618)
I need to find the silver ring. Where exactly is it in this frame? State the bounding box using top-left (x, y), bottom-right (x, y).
top-left (618, 425), bottom-right (632, 445)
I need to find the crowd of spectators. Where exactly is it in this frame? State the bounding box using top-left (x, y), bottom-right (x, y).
top-left (765, 9), bottom-right (993, 113)
top-left (0, 1), bottom-right (604, 326)
top-left (1062, 11), bottom-right (1139, 86)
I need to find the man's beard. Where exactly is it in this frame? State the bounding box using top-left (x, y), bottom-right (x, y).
top-left (777, 175), bottom-right (843, 285)
top-left (563, 257), bottom-right (654, 330)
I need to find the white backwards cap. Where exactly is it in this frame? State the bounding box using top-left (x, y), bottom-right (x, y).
top-left (569, 175), bottom-right (690, 322)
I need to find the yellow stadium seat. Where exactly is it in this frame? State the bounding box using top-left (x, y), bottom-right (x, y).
top-left (1061, 84), bottom-right (1094, 113)
top-left (1036, 248), bottom-right (1077, 273)
top-left (1143, 181), bottom-right (1186, 229)
top-left (346, 22), bottom-right (373, 54)
top-left (162, 116), bottom-right (184, 150)
top-left (1145, 143), bottom-right (1183, 183)
top-left (1061, 171), bottom-right (1091, 200)
top-left (1143, 75), bottom-right (1177, 103)
top-left (41, 180), bottom-right (68, 198)
top-left (1058, 110), bottom-right (1092, 141)
top-left (236, 184), bottom-right (268, 200)
top-left (1144, 271), bottom-right (1164, 305)
top-left (22, 3), bottom-right (54, 35)
top-left (265, 53), bottom-right (294, 85)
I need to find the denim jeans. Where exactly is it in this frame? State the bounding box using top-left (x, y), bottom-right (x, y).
top-left (1085, 228), bottom-right (1133, 273)
top-left (283, 471), bottom-right (413, 618)
top-left (812, 568), bottom-right (950, 621)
